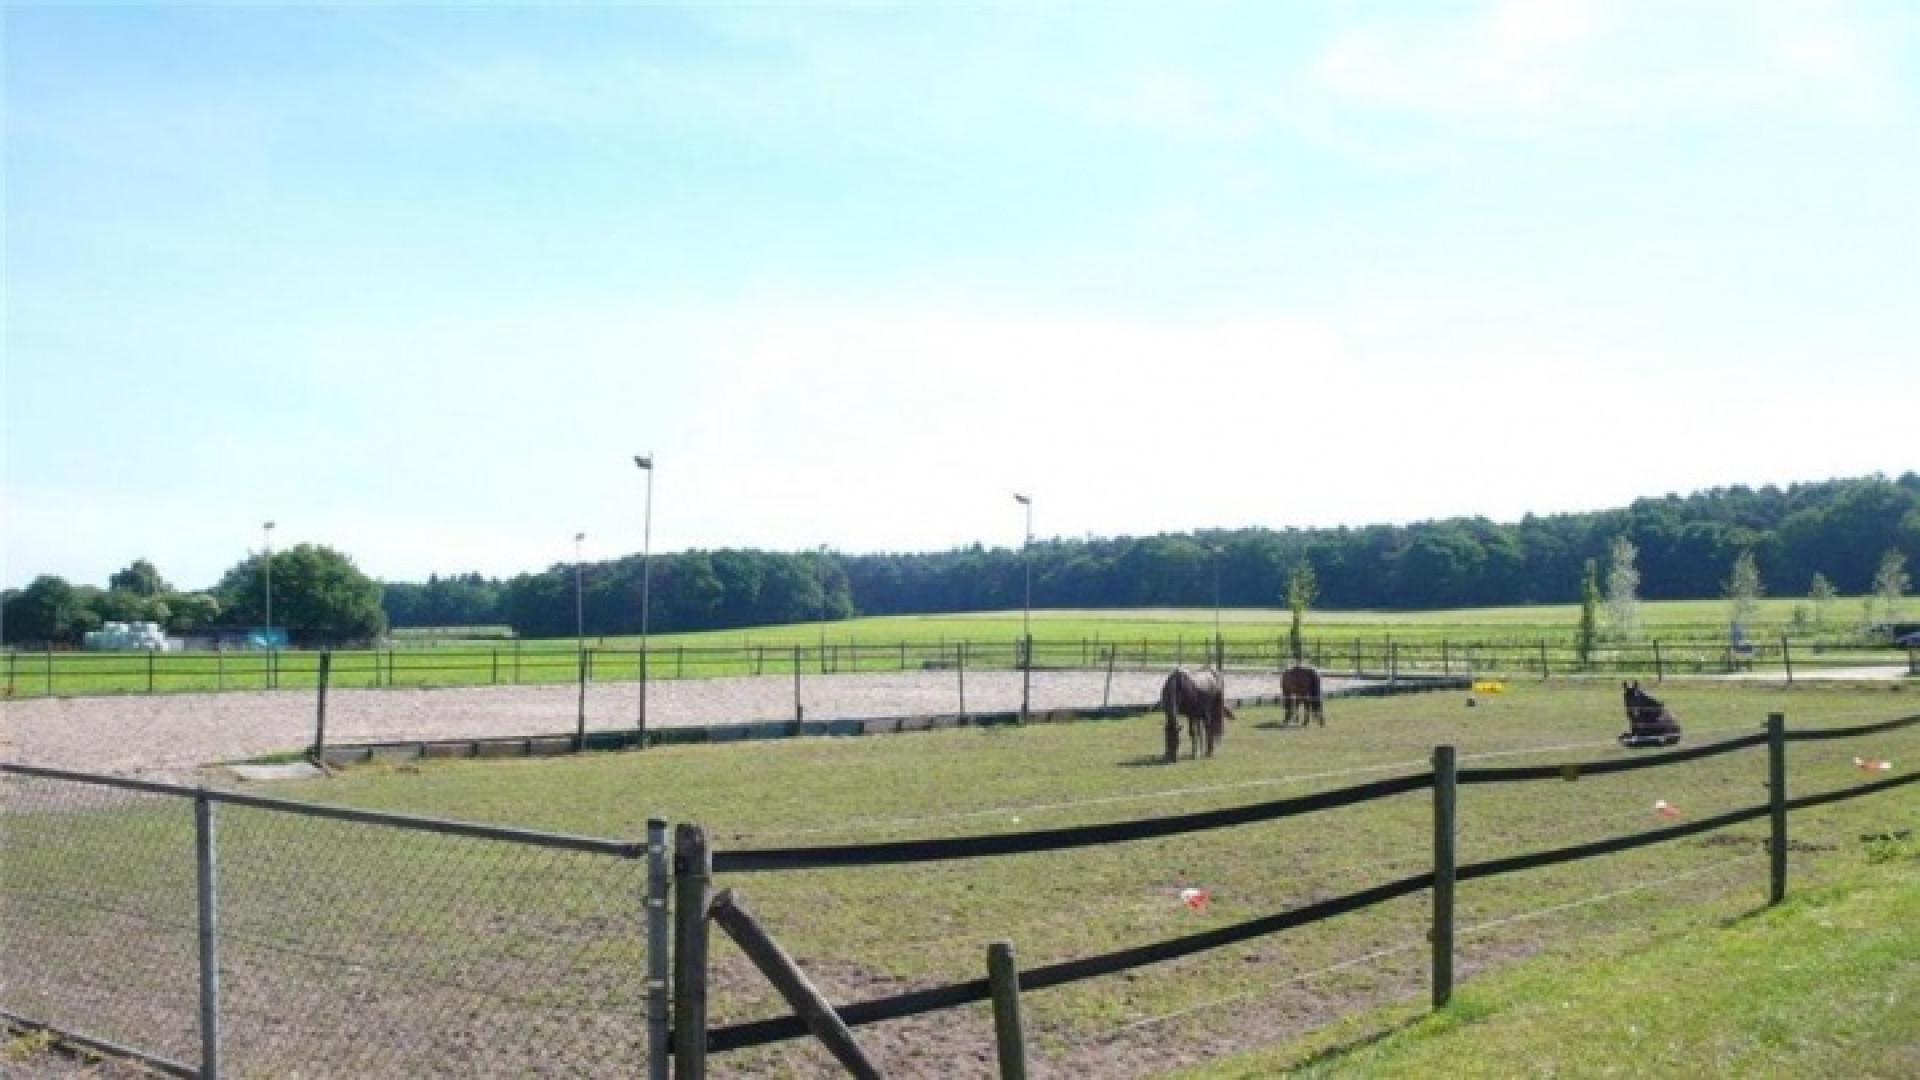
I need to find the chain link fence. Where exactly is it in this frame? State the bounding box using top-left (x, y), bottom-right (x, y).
top-left (1, 765), bottom-right (666, 1077)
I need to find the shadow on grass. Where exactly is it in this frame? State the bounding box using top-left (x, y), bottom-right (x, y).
top-left (1278, 1013), bottom-right (1429, 1075)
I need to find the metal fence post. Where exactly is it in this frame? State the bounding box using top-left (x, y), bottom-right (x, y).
top-left (1768, 712), bottom-right (1787, 904)
top-left (195, 793), bottom-right (222, 1079)
top-left (673, 824), bottom-right (711, 1080)
top-left (1780, 635), bottom-right (1794, 685)
top-left (647, 819), bottom-right (671, 1080)
top-left (1431, 745), bottom-right (1457, 1010)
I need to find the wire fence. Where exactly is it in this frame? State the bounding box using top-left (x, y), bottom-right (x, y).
top-left (0, 766), bottom-right (667, 1078)
top-left (6, 632), bottom-right (1914, 699)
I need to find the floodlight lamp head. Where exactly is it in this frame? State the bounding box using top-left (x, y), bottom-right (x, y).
top-left (634, 455), bottom-right (653, 470)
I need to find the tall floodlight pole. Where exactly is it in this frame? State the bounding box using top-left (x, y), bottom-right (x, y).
top-left (575, 532), bottom-right (587, 746)
top-left (1211, 545), bottom-right (1224, 670)
top-left (1014, 493), bottom-right (1033, 721)
top-left (634, 455), bottom-right (654, 744)
top-left (262, 521), bottom-right (276, 638)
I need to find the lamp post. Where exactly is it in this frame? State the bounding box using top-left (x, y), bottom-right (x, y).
top-left (634, 455), bottom-right (654, 744)
top-left (575, 532), bottom-right (587, 746)
top-left (1014, 493), bottom-right (1033, 721)
top-left (1211, 545), bottom-right (1224, 670)
top-left (816, 544), bottom-right (830, 673)
top-left (262, 520), bottom-right (276, 689)
top-left (262, 520), bottom-right (276, 635)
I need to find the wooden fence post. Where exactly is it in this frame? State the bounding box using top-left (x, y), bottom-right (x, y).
top-left (957, 642), bottom-right (968, 720)
top-left (1780, 635), bottom-right (1794, 685)
top-left (1653, 639), bottom-right (1664, 682)
top-left (988, 942), bottom-right (1029, 1080)
top-left (1768, 712), bottom-right (1787, 905)
top-left (673, 824), bottom-right (712, 1080)
top-left (576, 648), bottom-right (590, 752)
top-left (1103, 647), bottom-right (1116, 709)
top-left (792, 645), bottom-right (803, 727)
top-left (1431, 744), bottom-right (1457, 1010)
top-left (311, 651), bottom-right (332, 763)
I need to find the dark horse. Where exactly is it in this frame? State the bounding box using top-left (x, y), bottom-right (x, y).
top-left (1620, 681), bottom-right (1681, 747)
top-left (1161, 668), bottom-right (1233, 762)
top-left (1280, 664), bottom-right (1324, 726)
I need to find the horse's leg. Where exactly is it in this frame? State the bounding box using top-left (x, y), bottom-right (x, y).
top-left (1163, 713), bottom-right (1179, 763)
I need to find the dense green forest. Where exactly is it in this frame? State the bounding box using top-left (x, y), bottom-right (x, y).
top-left (387, 474), bottom-right (1919, 638)
top-left (7, 474), bottom-right (1914, 647)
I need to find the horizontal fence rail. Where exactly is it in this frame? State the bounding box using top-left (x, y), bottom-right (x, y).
top-left (5, 633), bottom-right (1913, 700)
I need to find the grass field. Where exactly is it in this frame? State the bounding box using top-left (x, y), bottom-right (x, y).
top-left (207, 676), bottom-right (1920, 1076)
top-left (6, 599), bottom-right (1913, 699)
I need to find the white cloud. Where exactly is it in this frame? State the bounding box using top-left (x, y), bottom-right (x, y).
top-left (1314, 0), bottom-right (1901, 127)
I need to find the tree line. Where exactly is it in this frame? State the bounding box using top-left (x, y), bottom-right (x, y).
top-left (6, 473), bottom-right (1915, 648)
top-left (391, 472), bottom-right (1919, 637)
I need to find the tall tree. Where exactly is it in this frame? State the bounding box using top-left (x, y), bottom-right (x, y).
top-left (1286, 561), bottom-right (1318, 662)
top-left (1, 575), bottom-right (85, 646)
top-left (1577, 559), bottom-right (1600, 667)
top-left (214, 544), bottom-right (386, 646)
top-left (1724, 550), bottom-right (1765, 634)
top-left (1873, 548), bottom-right (1910, 626)
top-left (1808, 572), bottom-right (1836, 629)
top-left (1605, 536), bottom-right (1643, 641)
top-left (108, 559), bottom-right (170, 597)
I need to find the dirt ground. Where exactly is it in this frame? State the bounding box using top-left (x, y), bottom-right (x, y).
top-left (0, 667), bottom-right (1323, 784)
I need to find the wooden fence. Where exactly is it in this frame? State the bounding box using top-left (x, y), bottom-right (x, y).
top-left (665, 711), bottom-right (1920, 1076)
top-left (4, 634), bottom-right (1914, 699)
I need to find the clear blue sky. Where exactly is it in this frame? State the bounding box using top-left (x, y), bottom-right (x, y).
top-left (6, 1), bottom-right (1917, 592)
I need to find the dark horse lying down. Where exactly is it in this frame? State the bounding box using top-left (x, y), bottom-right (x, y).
top-left (1162, 668), bottom-right (1234, 762)
top-left (1620, 680), bottom-right (1681, 747)
top-left (1280, 664), bottom-right (1324, 726)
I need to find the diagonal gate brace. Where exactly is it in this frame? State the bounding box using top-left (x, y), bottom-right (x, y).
top-left (708, 889), bottom-right (883, 1079)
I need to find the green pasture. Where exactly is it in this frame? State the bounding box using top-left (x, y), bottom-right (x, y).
top-left (186, 678), bottom-right (1920, 1074)
top-left (1191, 854), bottom-right (1920, 1079)
top-left (5, 600), bottom-right (1912, 699)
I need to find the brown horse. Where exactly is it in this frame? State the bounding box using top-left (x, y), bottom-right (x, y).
top-left (1619, 680), bottom-right (1681, 746)
top-left (1161, 668), bottom-right (1233, 762)
top-left (1280, 664), bottom-right (1323, 726)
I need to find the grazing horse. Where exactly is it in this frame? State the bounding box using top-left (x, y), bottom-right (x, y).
top-left (1619, 681), bottom-right (1681, 747)
top-left (1161, 668), bottom-right (1233, 762)
top-left (1280, 664), bottom-right (1324, 727)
